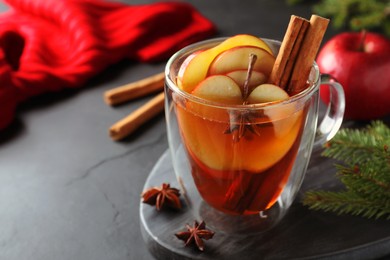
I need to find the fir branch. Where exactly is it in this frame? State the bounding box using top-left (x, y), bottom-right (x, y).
top-left (287, 0), bottom-right (390, 37)
top-left (323, 121), bottom-right (390, 165)
top-left (303, 190), bottom-right (390, 219)
top-left (336, 164), bottom-right (390, 201)
top-left (303, 121), bottom-right (390, 219)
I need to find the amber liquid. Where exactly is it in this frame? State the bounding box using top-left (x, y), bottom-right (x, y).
top-left (177, 101), bottom-right (307, 215)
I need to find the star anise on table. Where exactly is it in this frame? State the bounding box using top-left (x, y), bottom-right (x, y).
top-left (175, 220), bottom-right (215, 251)
top-left (141, 183), bottom-right (181, 211)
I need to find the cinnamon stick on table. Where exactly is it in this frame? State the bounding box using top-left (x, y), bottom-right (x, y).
top-left (104, 72), bottom-right (165, 106)
top-left (109, 92), bottom-right (165, 141)
top-left (223, 15), bottom-right (329, 214)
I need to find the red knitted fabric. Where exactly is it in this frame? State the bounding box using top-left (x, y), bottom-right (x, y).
top-left (0, 0), bottom-right (216, 129)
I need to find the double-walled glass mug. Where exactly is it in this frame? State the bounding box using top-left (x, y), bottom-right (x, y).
top-left (164, 37), bottom-right (345, 234)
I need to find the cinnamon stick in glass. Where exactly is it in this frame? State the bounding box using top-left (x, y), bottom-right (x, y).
top-left (269, 15), bottom-right (309, 89)
top-left (287, 15), bottom-right (329, 95)
top-left (223, 15), bottom-right (329, 214)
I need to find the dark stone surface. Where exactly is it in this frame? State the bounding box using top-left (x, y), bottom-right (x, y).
top-left (141, 151), bottom-right (390, 260)
top-left (0, 1), bottom-right (388, 260)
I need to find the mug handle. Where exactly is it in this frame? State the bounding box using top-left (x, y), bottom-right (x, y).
top-left (313, 74), bottom-right (345, 148)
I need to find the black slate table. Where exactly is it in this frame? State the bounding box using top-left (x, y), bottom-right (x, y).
top-left (0, 1), bottom-right (388, 260)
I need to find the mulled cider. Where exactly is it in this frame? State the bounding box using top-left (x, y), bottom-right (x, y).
top-left (176, 100), bottom-right (307, 215)
top-left (172, 34), bottom-right (309, 215)
top-left (166, 16), bottom-right (345, 233)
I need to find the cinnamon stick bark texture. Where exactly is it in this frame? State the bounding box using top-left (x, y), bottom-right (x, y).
top-left (269, 15), bottom-right (309, 89)
top-left (104, 72), bottom-right (164, 105)
top-left (269, 15), bottom-right (329, 95)
top-left (109, 92), bottom-right (165, 141)
top-left (287, 15), bottom-right (329, 95)
top-left (280, 19), bottom-right (309, 89)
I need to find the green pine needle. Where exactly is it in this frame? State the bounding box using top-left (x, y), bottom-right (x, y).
top-left (302, 121), bottom-right (390, 220)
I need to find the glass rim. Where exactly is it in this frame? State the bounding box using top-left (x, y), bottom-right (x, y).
top-left (165, 37), bottom-right (320, 111)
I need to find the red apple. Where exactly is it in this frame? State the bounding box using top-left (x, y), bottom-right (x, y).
top-left (317, 32), bottom-right (390, 120)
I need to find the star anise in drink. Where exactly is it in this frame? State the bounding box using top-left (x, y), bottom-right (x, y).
top-left (141, 183), bottom-right (181, 211)
top-left (175, 220), bottom-right (215, 251)
top-left (223, 53), bottom-right (263, 142)
top-left (224, 109), bottom-right (262, 142)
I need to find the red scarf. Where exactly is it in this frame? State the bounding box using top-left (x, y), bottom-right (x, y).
top-left (0, 0), bottom-right (216, 129)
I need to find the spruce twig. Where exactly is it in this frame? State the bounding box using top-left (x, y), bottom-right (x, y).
top-left (287, 0), bottom-right (390, 37)
top-left (303, 121), bottom-right (390, 220)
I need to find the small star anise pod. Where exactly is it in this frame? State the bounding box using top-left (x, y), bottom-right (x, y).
top-left (223, 54), bottom-right (264, 142)
top-left (224, 109), bottom-right (262, 142)
top-left (175, 220), bottom-right (215, 251)
top-left (141, 183), bottom-right (181, 211)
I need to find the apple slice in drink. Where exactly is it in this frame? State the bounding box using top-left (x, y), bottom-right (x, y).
top-left (192, 75), bottom-right (243, 104)
top-left (225, 70), bottom-right (267, 94)
top-left (177, 34), bottom-right (273, 93)
top-left (248, 83), bottom-right (303, 141)
top-left (177, 51), bottom-right (202, 89)
top-left (208, 46), bottom-right (275, 76)
top-left (178, 75), bottom-right (243, 175)
top-left (247, 83), bottom-right (289, 104)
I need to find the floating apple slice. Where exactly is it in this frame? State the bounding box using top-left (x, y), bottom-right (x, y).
top-left (192, 75), bottom-right (243, 104)
top-left (225, 69), bottom-right (267, 93)
top-left (178, 34), bottom-right (273, 93)
top-left (208, 46), bottom-right (275, 76)
top-left (247, 83), bottom-right (289, 104)
top-left (177, 51), bottom-right (202, 89)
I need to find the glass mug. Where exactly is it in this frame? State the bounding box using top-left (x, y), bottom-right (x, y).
top-left (164, 38), bottom-right (345, 234)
